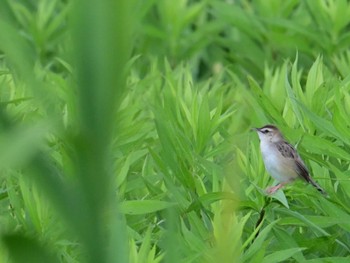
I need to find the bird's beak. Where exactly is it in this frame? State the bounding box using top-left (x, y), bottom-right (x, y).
top-left (251, 127), bottom-right (259, 132)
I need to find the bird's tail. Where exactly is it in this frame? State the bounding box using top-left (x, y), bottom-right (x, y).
top-left (309, 178), bottom-right (327, 196)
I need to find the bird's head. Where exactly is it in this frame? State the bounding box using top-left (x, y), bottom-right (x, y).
top-left (252, 125), bottom-right (284, 143)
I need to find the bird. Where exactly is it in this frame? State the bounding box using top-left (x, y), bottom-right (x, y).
top-left (252, 124), bottom-right (326, 195)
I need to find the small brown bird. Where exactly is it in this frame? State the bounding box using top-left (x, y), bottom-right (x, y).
top-left (253, 124), bottom-right (326, 195)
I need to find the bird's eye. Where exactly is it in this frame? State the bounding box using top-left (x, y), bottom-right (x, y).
top-left (262, 129), bottom-right (269, 134)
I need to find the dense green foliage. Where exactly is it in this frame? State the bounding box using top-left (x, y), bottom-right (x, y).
top-left (1, 0), bottom-right (350, 262)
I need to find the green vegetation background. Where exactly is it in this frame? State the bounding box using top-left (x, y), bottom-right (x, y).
top-left (0, 0), bottom-right (350, 262)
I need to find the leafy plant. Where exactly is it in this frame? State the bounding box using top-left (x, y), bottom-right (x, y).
top-left (1, 0), bottom-right (350, 262)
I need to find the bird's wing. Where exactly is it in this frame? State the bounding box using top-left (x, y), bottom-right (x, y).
top-left (275, 141), bottom-right (297, 158)
top-left (275, 141), bottom-right (310, 182)
top-left (276, 141), bottom-right (327, 195)
top-left (294, 157), bottom-right (312, 183)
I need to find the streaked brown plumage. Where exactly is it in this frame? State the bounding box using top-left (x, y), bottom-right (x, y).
top-left (253, 125), bottom-right (326, 195)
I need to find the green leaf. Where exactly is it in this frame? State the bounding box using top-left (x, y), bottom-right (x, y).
top-left (270, 188), bottom-right (289, 209)
top-left (302, 134), bottom-right (350, 161)
top-left (247, 76), bottom-right (285, 124)
top-left (275, 208), bottom-right (329, 236)
top-left (286, 55), bottom-right (305, 130)
top-left (243, 220), bottom-right (279, 262)
top-left (319, 199), bottom-right (350, 233)
top-left (262, 247), bottom-right (306, 263)
top-left (305, 56), bottom-right (324, 105)
top-left (304, 257), bottom-right (350, 263)
top-left (294, 100), bottom-right (350, 145)
top-left (119, 200), bottom-right (176, 215)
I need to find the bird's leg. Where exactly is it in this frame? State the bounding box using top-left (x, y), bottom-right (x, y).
top-left (266, 183), bottom-right (286, 195)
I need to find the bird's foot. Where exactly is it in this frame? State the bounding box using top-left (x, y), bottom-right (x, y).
top-left (265, 183), bottom-right (285, 195)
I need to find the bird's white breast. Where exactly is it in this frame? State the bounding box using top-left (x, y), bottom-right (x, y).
top-left (260, 141), bottom-right (297, 183)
